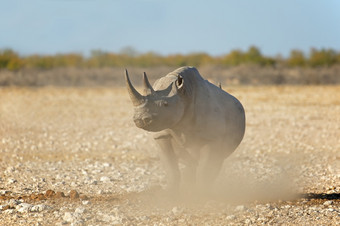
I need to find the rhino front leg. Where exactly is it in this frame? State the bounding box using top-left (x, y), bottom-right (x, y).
top-left (154, 134), bottom-right (180, 193)
top-left (197, 144), bottom-right (225, 194)
top-left (179, 149), bottom-right (198, 191)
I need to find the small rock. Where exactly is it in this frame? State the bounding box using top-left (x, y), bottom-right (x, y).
top-left (30, 193), bottom-right (45, 200)
top-left (75, 207), bottom-right (86, 214)
top-left (235, 205), bottom-right (246, 211)
top-left (16, 203), bottom-right (33, 213)
top-left (226, 215), bottom-right (236, 220)
top-left (7, 178), bottom-right (17, 184)
top-left (103, 163), bottom-right (111, 167)
top-left (45, 189), bottom-right (56, 198)
top-left (31, 204), bottom-right (50, 212)
top-left (55, 191), bottom-right (66, 198)
top-left (37, 194), bottom-right (46, 201)
top-left (171, 206), bottom-right (183, 215)
top-left (323, 200), bottom-right (333, 206)
top-left (245, 219), bottom-right (251, 224)
top-left (69, 190), bottom-right (79, 200)
top-left (5, 166), bottom-right (15, 174)
top-left (82, 200), bottom-right (90, 205)
top-left (1, 205), bottom-right (13, 211)
top-left (9, 199), bottom-right (21, 206)
top-left (72, 219), bottom-right (84, 225)
top-left (63, 212), bottom-right (75, 222)
top-left (102, 214), bottom-right (112, 222)
top-left (79, 194), bottom-right (89, 200)
top-left (91, 180), bottom-right (98, 185)
top-left (30, 194), bottom-right (38, 200)
top-left (3, 209), bottom-right (15, 214)
top-left (101, 214), bottom-right (122, 224)
top-left (0, 190), bottom-right (11, 195)
top-left (100, 176), bottom-right (111, 182)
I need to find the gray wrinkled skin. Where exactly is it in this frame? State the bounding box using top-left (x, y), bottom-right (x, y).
top-left (126, 66), bottom-right (246, 193)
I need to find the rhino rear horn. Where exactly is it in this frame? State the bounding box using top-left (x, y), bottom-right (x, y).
top-left (143, 72), bottom-right (154, 95)
top-left (125, 69), bottom-right (145, 106)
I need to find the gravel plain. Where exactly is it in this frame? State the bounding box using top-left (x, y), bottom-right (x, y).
top-left (0, 86), bottom-right (339, 225)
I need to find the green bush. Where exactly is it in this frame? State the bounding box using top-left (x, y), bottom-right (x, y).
top-left (309, 48), bottom-right (337, 67)
top-left (288, 50), bottom-right (306, 67)
top-left (0, 49), bottom-right (23, 70)
top-left (0, 47), bottom-right (339, 70)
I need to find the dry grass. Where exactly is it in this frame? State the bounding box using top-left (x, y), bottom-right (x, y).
top-left (1, 65), bottom-right (340, 86)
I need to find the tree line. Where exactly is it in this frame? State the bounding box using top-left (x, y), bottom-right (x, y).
top-left (1, 46), bottom-right (340, 71)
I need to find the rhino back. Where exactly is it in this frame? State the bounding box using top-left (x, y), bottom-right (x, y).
top-left (153, 66), bottom-right (245, 148)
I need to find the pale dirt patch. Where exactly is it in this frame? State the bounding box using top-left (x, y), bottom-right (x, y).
top-left (0, 86), bottom-right (339, 225)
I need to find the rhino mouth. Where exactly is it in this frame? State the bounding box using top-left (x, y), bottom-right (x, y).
top-left (134, 117), bottom-right (153, 129)
top-left (133, 117), bottom-right (165, 132)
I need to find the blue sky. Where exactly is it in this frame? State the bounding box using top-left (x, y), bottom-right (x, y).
top-left (1, 0), bottom-right (340, 57)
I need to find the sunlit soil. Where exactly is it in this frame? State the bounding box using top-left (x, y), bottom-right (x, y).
top-left (0, 86), bottom-right (339, 225)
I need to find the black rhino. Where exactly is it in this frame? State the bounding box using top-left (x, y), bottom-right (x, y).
top-left (125, 66), bottom-right (245, 192)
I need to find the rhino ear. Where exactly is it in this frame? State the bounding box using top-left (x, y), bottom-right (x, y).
top-left (174, 75), bottom-right (185, 95)
top-left (177, 75), bottom-right (184, 89)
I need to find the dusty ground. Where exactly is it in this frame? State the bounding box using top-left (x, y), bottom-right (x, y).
top-left (0, 85), bottom-right (339, 225)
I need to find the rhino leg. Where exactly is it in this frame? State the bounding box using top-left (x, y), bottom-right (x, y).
top-left (154, 135), bottom-right (180, 193)
top-left (178, 148), bottom-right (198, 191)
top-left (197, 144), bottom-right (226, 194)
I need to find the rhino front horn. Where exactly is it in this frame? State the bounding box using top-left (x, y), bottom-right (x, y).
top-left (125, 69), bottom-right (145, 106)
top-left (143, 72), bottom-right (154, 95)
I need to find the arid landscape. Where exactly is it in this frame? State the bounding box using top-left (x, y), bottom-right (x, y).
top-left (2, 0), bottom-right (340, 224)
top-left (0, 85), bottom-right (339, 225)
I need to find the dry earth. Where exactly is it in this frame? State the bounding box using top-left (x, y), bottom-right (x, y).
top-left (0, 86), bottom-right (339, 225)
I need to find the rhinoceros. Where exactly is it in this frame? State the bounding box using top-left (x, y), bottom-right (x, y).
top-left (125, 66), bottom-right (245, 192)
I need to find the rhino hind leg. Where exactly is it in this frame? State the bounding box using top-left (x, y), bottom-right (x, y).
top-left (154, 136), bottom-right (180, 193)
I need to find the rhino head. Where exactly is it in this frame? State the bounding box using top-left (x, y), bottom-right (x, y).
top-left (125, 69), bottom-right (185, 132)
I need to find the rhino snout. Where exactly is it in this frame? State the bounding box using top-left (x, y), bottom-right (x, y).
top-left (134, 116), bottom-right (153, 128)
